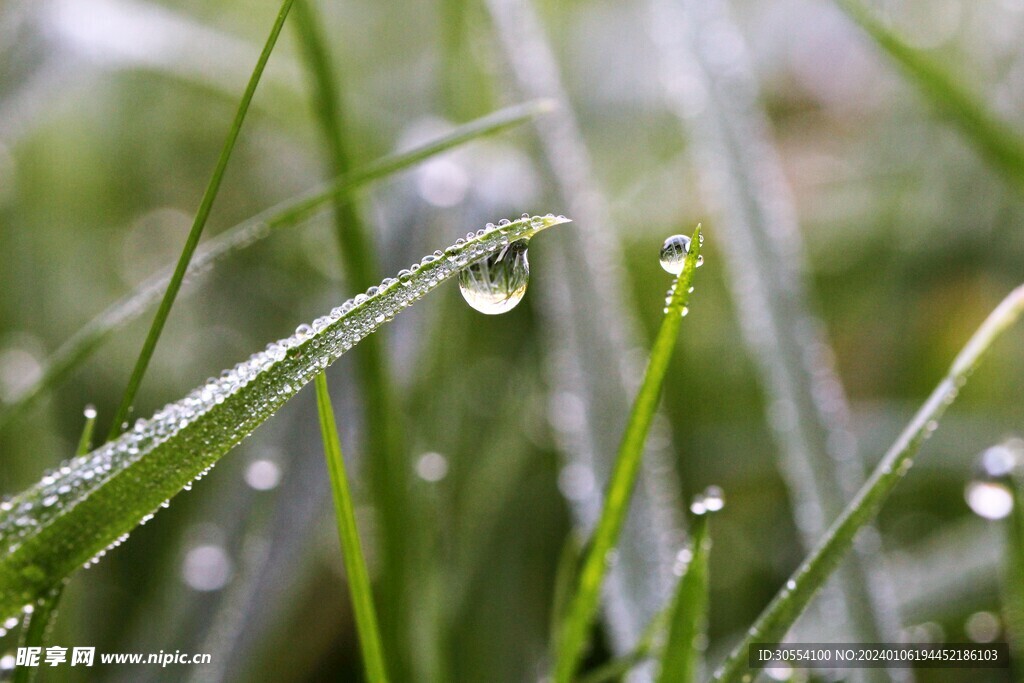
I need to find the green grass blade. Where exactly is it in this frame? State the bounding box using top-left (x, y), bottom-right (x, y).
top-left (11, 407), bottom-right (96, 683)
top-left (835, 0), bottom-right (1024, 193)
top-left (12, 586), bottom-right (62, 683)
top-left (0, 214), bottom-right (570, 618)
top-left (711, 283), bottom-right (1024, 683)
top-left (105, 0), bottom-right (295, 440)
top-left (0, 100), bottom-right (551, 433)
top-left (657, 506), bottom-right (711, 683)
top-left (291, 4), bottom-right (413, 675)
top-left (484, 0), bottom-right (688, 653)
top-left (653, 0), bottom-right (897, 652)
top-left (553, 226), bottom-right (702, 683)
top-left (577, 609), bottom-right (670, 683)
top-left (314, 373), bottom-right (388, 683)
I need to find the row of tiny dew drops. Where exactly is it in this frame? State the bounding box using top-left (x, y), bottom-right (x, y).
top-left (0, 214), bottom-right (567, 581)
top-left (659, 232), bottom-right (704, 316)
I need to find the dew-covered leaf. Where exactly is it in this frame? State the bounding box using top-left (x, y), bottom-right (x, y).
top-left (0, 214), bottom-right (570, 617)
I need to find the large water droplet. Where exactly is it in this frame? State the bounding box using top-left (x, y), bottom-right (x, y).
top-left (458, 239), bottom-right (530, 315)
top-left (659, 234), bottom-right (691, 274)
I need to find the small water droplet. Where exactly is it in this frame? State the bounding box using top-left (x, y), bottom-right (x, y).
top-left (659, 234), bottom-right (691, 274)
top-left (702, 485), bottom-right (725, 511)
top-left (459, 239), bottom-right (530, 315)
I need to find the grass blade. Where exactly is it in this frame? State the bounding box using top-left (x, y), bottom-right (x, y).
top-left (657, 501), bottom-right (713, 683)
top-left (291, 3), bottom-right (412, 675)
top-left (834, 0), bottom-right (1024, 194)
top-left (711, 283), bottom-right (1024, 683)
top-left (484, 0), bottom-right (687, 652)
top-left (0, 214), bottom-right (570, 618)
top-left (11, 407), bottom-right (96, 683)
top-left (553, 227), bottom-right (702, 683)
top-left (314, 373), bottom-right (388, 683)
top-left (651, 0), bottom-right (898, 654)
top-left (106, 0), bottom-right (296, 440)
top-left (0, 100), bottom-right (551, 433)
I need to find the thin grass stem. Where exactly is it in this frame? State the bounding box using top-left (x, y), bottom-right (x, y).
top-left (291, 3), bottom-right (411, 674)
top-left (314, 373), bottom-right (388, 683)
top-left (106, 0), bottom-right (296, 440)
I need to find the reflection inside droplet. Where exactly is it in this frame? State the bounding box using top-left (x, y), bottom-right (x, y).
top-left (459, 239), bottom-right (530, 314)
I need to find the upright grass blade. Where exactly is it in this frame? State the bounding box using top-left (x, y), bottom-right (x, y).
top-left (0, 214), bottom-right (570, 618)
top-left (711, 284), bottom-right (1024, 683)
top-left (313, 373), bottom-right (388, 683)
top-left (0, 100), bottom-right (550, 432)
top-left (291, 3), bottom-right (412, 675)
top-left (834, 0), bottom-right (1024, 194)
top-left (105, 0), bottom-right (295, 440)
top-left (553, 227), bottom-right (702, 683)
top-left (485, 0), bottom-right (687, 654)
top-left (650, 0), bottom-right (898, 659)
top-left (12, 407), bottom-right (96, 683)
top-left (657, 504), bottom-right (712, 683)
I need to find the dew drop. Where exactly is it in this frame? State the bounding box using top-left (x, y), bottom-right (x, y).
top-left (659, 234), bottom-right (691, 275)
top-left (458, 239), bottom-right (530, 315)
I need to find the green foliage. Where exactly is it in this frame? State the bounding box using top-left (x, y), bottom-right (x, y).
top-left (835, 0), bottom-right (1024, 193)
top-left (553, 226), bottom-right (702, 683)
top-left (314, 373), bottom-right (388, 682)
top-left (657, 509), bottom-right (711, 683)
top-left (106, 0), bottom-right (297, 440)
top-left (0, 101), bottom-right (550, 432)
top-left (711, 284), bottom-right (1024, 683)
top-left (0, 215), bottom-right (570, 618)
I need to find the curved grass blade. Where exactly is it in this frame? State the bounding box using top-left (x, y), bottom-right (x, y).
top-left (656, 506), bottom-right (711, 683)
top-left (834, 0), bottom-right (1024, 193)
top-left (0, 214), bottom-right (570, 618)
top-left (711, 283), bottom-right (1024, 683)
top-left (0, 100), bottom-right (551, 433)
top-left (314, 373), bottom-right (388, 683)
top-left (553, 227), bottom-right (702, 683)
top-left (106, 0), bottom-right (296, 440)
top-left (10, 408), bottom-right (95, 683)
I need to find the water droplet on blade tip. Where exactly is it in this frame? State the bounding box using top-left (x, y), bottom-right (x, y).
top-left (459, 239), bottom-right (530, 315)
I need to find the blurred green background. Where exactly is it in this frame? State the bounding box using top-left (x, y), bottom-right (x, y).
top-left (1, 0), bottom-right (1023, 680)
